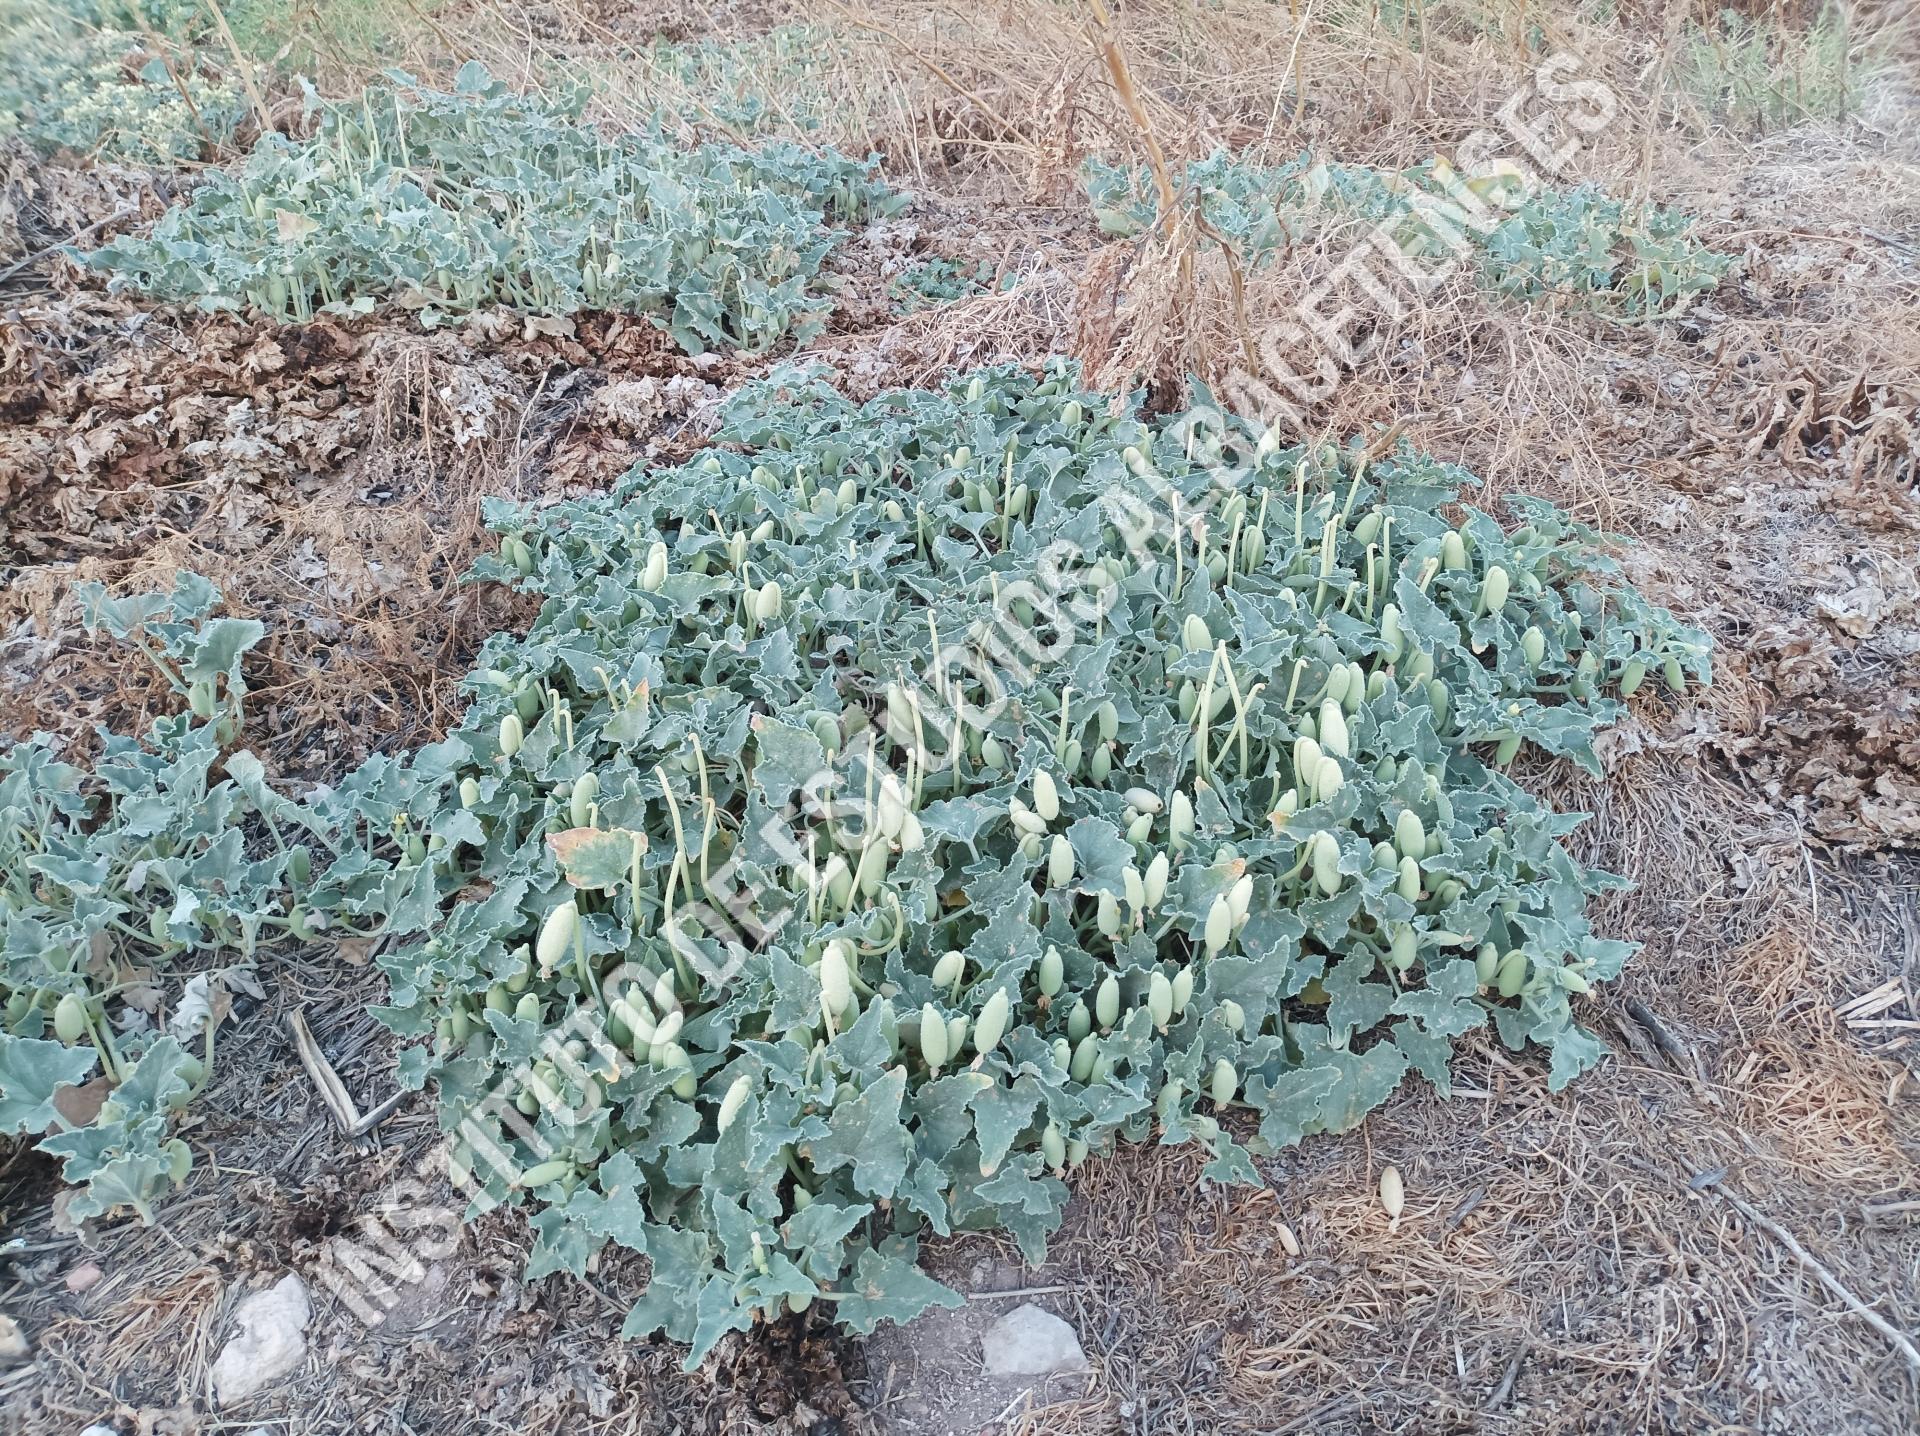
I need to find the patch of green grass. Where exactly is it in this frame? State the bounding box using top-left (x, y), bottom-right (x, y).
top-left (221, 0), bottom-right (458, 76)
top-left (638, 24), bottom-right (855, 133)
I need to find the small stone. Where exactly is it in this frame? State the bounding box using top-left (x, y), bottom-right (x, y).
top-left (0, 1314), bottom-right (28, 1365)
top-left (980, 1303), bottom-right (1087, 1378)
top-left (65, 1262), bottom-right (104, 1294)
top-left (211, 1275), bottom-right (312, 1405)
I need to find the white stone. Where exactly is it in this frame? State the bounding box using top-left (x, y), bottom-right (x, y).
top-left (211, 1275), bottom-right (312, 1405)
top-left (980, 1303), bottom-right (1088, 1377)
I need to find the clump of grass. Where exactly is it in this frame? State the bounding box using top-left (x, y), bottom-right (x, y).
top-left (639, 24), bottom-right (857, 133)
top-left (1675, 5), bottom-right (1880, 134)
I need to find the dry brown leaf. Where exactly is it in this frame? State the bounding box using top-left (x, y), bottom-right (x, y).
top-left (52, 1075), bottom-right (111, 1131)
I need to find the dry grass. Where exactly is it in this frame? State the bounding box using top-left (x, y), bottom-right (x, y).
top-left (995, 1030), bottom-right (1917, 1432)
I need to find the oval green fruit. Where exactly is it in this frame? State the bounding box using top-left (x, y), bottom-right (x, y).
top-left (1069, 1034), bottom-right (1098, 1083)
top-left (974, 988), bottom-right (1011, 1055)
top-left (517, 1159), bottom-right (573, 1190)
top-left (1048, 834), bottom-right (1075, 889)
top-left (919, 1003), bottom-right (949, 1070)
top-left (1147, 971), bottom-right (1174, 1028)
top-left (54, 993), bottom-right (89, 1043)
top-left (1041, 1121), bottom-right (1067, 1170)
top-left (1037, 946), bottom-right (1063, 997)
top-left (717, 1073), bottom-right (753, 1132)
top-left (1032, 770), bottom-right (1060, 823)
top-left (1394, 809), bottom-right (1426, 862)
top-left (1482, 564), bottom-right (1510, 614)
top-left (569, 771), bottom-right (600, 828)
top-left (1203, 895), bottom-right (1232, 956)
top-left (1312, 831), bottom-right (1342, 897)
top-left (1066, 998), bottom-right (1091, 1043)
top-left (1209, 1058), bottom-right (1237, 1107)
top-left (1182, 613), bottom-right (1213, 654)
top-left (535, 900), bottom-right (579, 972)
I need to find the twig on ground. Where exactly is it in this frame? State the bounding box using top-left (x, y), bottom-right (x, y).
top-left (1861, 228), bottom-right (1919, 254)
top-left (0, 207), bottom-right (139, 286)
top-left (349, 1089), bottom-right (408, 1139)
top-left (286, 1008), bottom-right (401, 1138)
top-left (1445, 1186), bottom-right (1487, 1230)
top-left (287, 1008), bottom-right (363, 1133)
top-left (1863, 1200), bottom-right (1920, 1220)
top-left (1485, 1341), bottom-right (1526, 1408)
top-left (1084, 0), bottom-right (1175, 223)
top-left (985, 1386), bottom-right (1037, 1431)
top-left (1713, 1183), bottom-right (1920, 1374)
top-left (199, 0), bottom-right (273, 138)
top-left (1624, 997), bottom-right (1690, 1064)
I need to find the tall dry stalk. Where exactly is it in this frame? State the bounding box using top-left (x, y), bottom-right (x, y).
top-left (1078, 0), bottom-right (1261, 394)
top-left (1084, 0), bottom-right (1177, 222)
top-left (199, 0), bottom-right (273, 136)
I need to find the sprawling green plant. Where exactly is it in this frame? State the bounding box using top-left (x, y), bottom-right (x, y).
top-left (1084, 150), bottom-right (1734, 318)
top-left (0, 365), bottom-right (1709, 1357)
top-left (87, 63), bottom-right (903, 352)
top-left (0, 576), bottom-right (314, 1221)
top-left (888, 256), bottom-right (996, 315)
top-left (346, 361), bottom-right (1708, 1363)
top-left (1088, 149), bottom-right (1314, 251)
top-left (638, 25), bottom-right (855, 134)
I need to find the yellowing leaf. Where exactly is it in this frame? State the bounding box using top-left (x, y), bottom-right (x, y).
top-left (547, 826), bottom-right (643, 889)
top-left (274, 208), bottom-right (320, 244)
